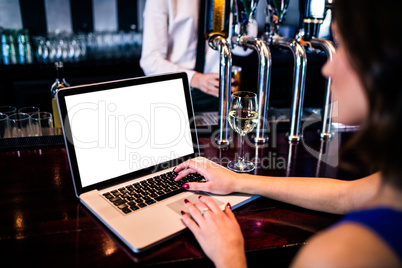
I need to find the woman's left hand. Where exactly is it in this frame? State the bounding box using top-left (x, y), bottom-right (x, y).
top-left (181, 196), bottom-right (247, 268)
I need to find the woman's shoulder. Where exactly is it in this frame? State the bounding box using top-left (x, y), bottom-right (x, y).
top-left (291, 218), bottom-right (401, 267)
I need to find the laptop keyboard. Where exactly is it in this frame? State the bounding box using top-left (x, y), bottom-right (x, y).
top-left (102, 171), bottom-right (206, 215)
top-left (195, 112), bottom-right (219, 126)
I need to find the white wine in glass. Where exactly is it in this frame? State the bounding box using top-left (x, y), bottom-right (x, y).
top-left (227, 91), bottom-right (258, 172)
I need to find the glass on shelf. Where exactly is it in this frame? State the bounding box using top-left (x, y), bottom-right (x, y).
top-left (9, 112), bottom-right (33, 138)
top-left (1, 28), bottom-right (34, 65)
top-left (18, 106), bottom-right (40, 115)
top-left (31, 112), bottom-right (54, 136)
top-left (0, 113), bottom-right (11, 138)
top-left (32, 30), bottom-right (142, 64)
top-left (0, 106), bottom-right (56, 138)
top-left (0, 106), bottom-right (17, 115)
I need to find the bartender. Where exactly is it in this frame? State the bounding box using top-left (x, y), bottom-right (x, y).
top-left (140, 0), bottom-right (220, 113)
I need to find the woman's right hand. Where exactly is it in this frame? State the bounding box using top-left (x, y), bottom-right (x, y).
top-left (181, 196), bottom-right (247, 268)
top-left (174, 157), bottom-right (241, 195)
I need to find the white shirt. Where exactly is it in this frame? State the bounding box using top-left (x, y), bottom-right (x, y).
top-left (140, 0), bottom-right (220, 85)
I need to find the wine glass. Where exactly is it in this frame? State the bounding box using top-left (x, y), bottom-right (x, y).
top-left (227, 91), bottom-right (259, 172)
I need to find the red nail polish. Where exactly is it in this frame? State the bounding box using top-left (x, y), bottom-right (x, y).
top-left (181, 210), bottom-right (186, 215)
top-left (198, 195), bottom-right (202, 199)
top-left (226, 203), bottom-right (232, 210)
top-left (173, 167), bottom-right (177, 172)
top-left (182, 183), bottom-right (189, 190)
top-left (184, 199), bottom-right (189, 204)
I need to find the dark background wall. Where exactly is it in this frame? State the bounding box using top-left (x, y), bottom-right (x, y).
top-left (0, 0), bottom-right (143, 34)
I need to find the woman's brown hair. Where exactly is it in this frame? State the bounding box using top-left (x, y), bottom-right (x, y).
top-left (333, 0), bottom-right (402, 189)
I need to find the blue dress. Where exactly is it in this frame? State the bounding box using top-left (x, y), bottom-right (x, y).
top-left (337, 207), bottom-right (402, 260)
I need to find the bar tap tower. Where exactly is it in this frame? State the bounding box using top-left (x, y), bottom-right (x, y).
top-left (205, 0), bottom-right (233, 145)
top-left (263, 0), bottom-right (308, 143)
top-left (231, 0), bottom-right (272, 144)
top-left (299, 0), bottom-right (336, 140)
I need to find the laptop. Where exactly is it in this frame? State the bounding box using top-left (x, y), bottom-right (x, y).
top-left (57, 72), bottom-right (257, 253)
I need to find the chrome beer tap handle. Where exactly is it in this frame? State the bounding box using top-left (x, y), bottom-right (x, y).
top-left (310, 38), bottom-right (336, 140)
top-left (209, 35), bottom-right (233, 146)
top-left (235, 35), bottom-right (272, 143)
top-left (205, 0), bottom-right (233, 145)
top-left (272, 36), bottom-right (307, 142)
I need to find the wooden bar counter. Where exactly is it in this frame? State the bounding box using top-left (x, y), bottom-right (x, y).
top-left (0, 127), bottom-right (364, 267)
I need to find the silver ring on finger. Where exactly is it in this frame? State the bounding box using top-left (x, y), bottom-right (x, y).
top-left (201, 207), bottom-right (210, 216)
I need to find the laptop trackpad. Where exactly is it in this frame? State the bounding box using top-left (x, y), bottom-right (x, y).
top-left (167, 193), bottom-right (224, 215)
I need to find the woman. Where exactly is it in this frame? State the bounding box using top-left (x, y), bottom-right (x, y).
top-left (174, 0), bottom-right (402, 267)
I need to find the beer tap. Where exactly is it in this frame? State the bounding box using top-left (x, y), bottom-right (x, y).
top-left (231, 0), bottom-right (272, 144)
top-left (205, 0), bottom-right (233, 146)
top-left (299, 0), bottom-right (336, 140)
top-left (263, 0), bottom-right (307, 143)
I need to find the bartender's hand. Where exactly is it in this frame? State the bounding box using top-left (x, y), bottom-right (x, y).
top-left (181, 196), bottom-right (247, 268)
top-left (191, 72), bottom-right (237, 97)
top-left (191, 72), bottom-right (220, 97)
top-left (174, 157), bottom-right (240, 195)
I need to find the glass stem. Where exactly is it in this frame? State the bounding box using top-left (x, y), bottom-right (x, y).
top-left (238, 134), bottom-right (245, 166)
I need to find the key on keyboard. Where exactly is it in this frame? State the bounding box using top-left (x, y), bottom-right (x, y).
top-left (102, 171), bottom-right (205, 215)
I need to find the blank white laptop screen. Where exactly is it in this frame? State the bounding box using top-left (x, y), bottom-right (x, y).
top-left (64, 78), bottom-right (194, 187)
